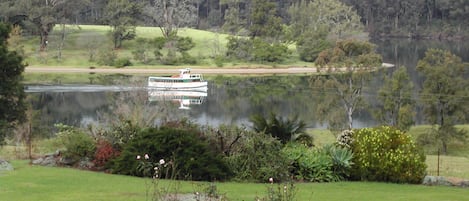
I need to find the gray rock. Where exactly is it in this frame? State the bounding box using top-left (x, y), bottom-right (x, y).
top-left (32, 156), bottom-right (57, 166)
top-left (423, 176), bottom-right (469, 187)
top-left (0, 159), bottom-right (14, 171)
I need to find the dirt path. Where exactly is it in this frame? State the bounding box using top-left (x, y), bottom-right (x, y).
top-left (25, 63), bottom-right (394, 75)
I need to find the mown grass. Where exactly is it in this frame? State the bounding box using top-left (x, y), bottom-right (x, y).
top-left (1, 160), bottom-right (468, 201)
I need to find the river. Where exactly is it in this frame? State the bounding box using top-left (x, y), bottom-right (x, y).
top-left (25, 39), bottom-right (469, 135)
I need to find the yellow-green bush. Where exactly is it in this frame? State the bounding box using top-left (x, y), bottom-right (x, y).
top-left (351, 126), bottom-right (426, 183)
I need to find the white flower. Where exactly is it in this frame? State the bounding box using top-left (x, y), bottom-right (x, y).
top-left (159, 159), bottom-right (165, 165)
top-left (154, 166), bottom-right (159, 171)
top-left (136, 155), bottom-right (141, 160)
top-left (144, 154), bottom-right (150, 160)
top-left (269, 177), bottom-right (274, 183)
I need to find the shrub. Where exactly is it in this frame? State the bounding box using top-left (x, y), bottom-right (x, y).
top-left (93, 139), bottom-right (120, 168)
top-left (350, 126), bottom-right (427, 183)
top-left (113, 57), bottom-right (132, 68)
top-left (283, 143), bottom-right (351, 182)
top-left (226, 131), bottom-right (291, 182)
top-left (96, 47), bottom-right (117, 66)
top-left (111, 127), bottom-right (231, 181)
top-left (55, 124), bottom-right (96, 162)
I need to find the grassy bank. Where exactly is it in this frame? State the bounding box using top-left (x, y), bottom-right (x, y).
top-left (20, 25), bottom-right (311, 68)
top-left (1, 160), bottom-right (467, 201)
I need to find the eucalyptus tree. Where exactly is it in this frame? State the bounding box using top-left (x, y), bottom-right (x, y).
top-left (104, 0), bottom-right (141, 49)
top-left (144, 0), bottom-right (198, 38)
top-left (0, 23), bottom-right (26, 145)
top-left (288, 0), bottom-right (362, 40)
top-left (220, 0), bottom-right (249, 35)
top-left (311, 39), bottom-right (382, 132)
top-left (416, 49), bottom-right (468, 154)
top-left (374, 67), bottom-right (415, 131)
top-left (249, 0), bottom-right (283, 40)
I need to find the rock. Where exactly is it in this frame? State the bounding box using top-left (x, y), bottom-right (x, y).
top-left (32, 155), bottom-right (57, 166)
top-left (422, 176), bottom-right (453, 186)
top-left (59, 157), bottom-right (75, 166)
top-left (0, 159), bottom-right (14, 171)
top-left (423, 176), bottom-right (469, 187)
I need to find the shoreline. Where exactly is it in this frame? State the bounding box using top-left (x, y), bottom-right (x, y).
top-left (25, 63), bottom-right (395, 75)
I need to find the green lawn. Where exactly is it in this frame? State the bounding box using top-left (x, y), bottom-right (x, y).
top-left (21, 24), bottom-right (307, 68)
top-left (1, 160), bottom-right (467, 201)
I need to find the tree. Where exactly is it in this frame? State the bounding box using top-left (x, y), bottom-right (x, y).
top-left (144, 0), bottom-right (197, 38)
top-left (416, 48), bottom-right (468, 154)
top-left (249, 0), bottom-right (283, 40)
top-left (374, 67), bottom-right (415, 131)
top-left (311, 39), bottom-right (382, 131)
top-left (104, 0), bottom-right (141, 48)
top-left (288, 0), bottom-right (362, 40)
top-left (250, 112), bottom-right (312, 146)
top-left (0, 23), bottom-right (26, 145)
top-left (221, 0), bottom-right (248, 35)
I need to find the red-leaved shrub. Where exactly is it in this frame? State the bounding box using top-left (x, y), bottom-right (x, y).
top-left (93, 140), bottom-right (120, 168)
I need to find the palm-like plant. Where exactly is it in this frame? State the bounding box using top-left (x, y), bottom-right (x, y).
top-left (250, 112), bottom-right (312, 146)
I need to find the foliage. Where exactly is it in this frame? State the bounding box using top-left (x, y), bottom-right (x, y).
top-left (336, 130), bottom-right (354, 148)
top-left (311, 39), bottom-right (382, 131)
top-left (103, 0), bottom-right (140, 48)
top-left (93, 139), bottom-right (120, 168)
top-left (0, 23), bottom-right (26, 145)
top-left (113, 57), bottom-right (132, 68)
top-left (374, 67), bottom-right (415, 131)
top-left (297, 30), bottom-right (331, 62)
top-left (226, 36), bottom-right (253, 61)
top-left (249, 0), bottom-right (283, 40)
top-left (288, 0), bottom-right (362, 39)
top-left (226, 37), bottom-right (290, 63)
top-left (226, 131), bottom-right (291, 182)
top-left (252, 39), bottom-right (291, 63)
top-left (96, 47), bottom-right (117, 66)
top-left (55, 124), bottom-right (96, 161)
top-left (143, 0), bottom-right (197, 38)
top-left (350, 126), bottom-right (427, 183)
top-left (416, 48), bottom-right (469, 154)
top-left (111, 127), bottom-right (231, 181)
top-left (250, 113), bottom-right (311, 145)
top-left (282, 143), bottom-right (352, 182)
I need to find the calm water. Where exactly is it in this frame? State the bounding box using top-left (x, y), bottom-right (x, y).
top-left (26, 39), bottom-right (469, 133)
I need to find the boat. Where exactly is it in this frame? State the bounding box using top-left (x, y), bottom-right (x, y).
top-left (148, 68), bottom-right (208, 91)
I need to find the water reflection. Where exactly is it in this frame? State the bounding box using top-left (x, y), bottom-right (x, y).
top-left (148, 90), bottom-right (208, 110)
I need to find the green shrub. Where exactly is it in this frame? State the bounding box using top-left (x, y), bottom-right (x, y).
top-left (111, 127), bottom-right (231, 181)
top-left (350, 126), bottom-right (427, 183)
top-left (113, 57), bottom-right (132, 68)
top-left (55, 124), bottom-right (96, 161)
top-left (283, 143), bottom-right (351, 182)
top-left (96, 47), bottom-right (117, 66)
top-left (226, 131), bottom-right (291, 182)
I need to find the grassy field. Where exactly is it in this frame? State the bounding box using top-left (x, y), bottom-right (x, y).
top-left (20, 24), bottom-right (311, 68)
top-left (1, 160), bottom-right (468, 201)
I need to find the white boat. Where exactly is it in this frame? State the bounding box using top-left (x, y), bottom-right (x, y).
top-left (148, 68), bottom-right (208, 91)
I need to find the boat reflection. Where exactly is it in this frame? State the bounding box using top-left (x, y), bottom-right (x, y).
top-left (148, 89), bottom-right (207, 110)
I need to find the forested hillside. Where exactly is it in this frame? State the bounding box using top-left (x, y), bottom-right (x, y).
top-left (1, 0), bottom-right (467, 40)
